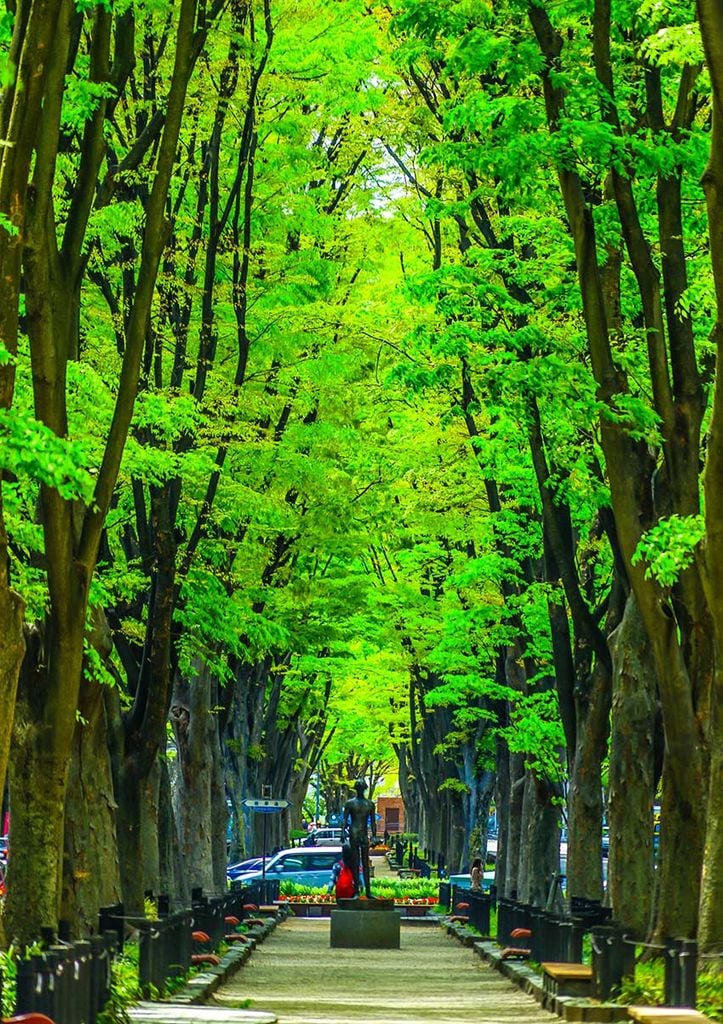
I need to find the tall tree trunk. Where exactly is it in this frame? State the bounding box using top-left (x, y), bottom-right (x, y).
top-left (517, 770), bottom-right (561, 907)
top-left (59, 607), bottom-right (121, 935)
top-left (494, 735), bottom-right (510, 896)
top-left (171, 661), bottom-right (218, 894)
top-left (158, 751), bottom-right (185, 904)
top-left (696, 0), bottom-right (723, 952)
top-left (0, 577), bottom-right (24, 821)
top-left (396, 744), bottom-right (419, 836)
top-left (0, 573), bottom-right (22, 947)
top-left (0, 0), bottom-right (63, 831)
top-left (505, 751), bottom-right (525, 897)
top-left (61, 675), bottom-right (121, 936)
top-left (211, 722), bottom-right (228, 892)
top-left (6, 594), bottom-right (87, 944)
top-left (607, 594), bottom-right (657, 936)
top-left (566, 661), bottom-right (611, 900)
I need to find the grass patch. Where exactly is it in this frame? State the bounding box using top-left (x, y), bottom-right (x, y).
top-left (617, 954), bottom-right (722, 1022)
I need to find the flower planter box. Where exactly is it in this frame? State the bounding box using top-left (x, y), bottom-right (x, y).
top-left (285, 902), bottom-right (333, 917)
top-left (282, 901), bottom-right (435, 919)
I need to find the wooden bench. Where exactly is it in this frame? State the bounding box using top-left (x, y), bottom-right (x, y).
top-left (398, 868), bottom-right (420, 878)
top-left (627, 1008), bottom-right (714, 1024)
top-left (541, 961), bottom-right (593, 998)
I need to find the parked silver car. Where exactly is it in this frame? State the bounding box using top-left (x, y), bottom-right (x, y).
top-left (232, 845), bottom-right (342, 888)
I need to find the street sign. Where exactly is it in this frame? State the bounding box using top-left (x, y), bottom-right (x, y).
top-left (242, 798), bottom-right (290, 812)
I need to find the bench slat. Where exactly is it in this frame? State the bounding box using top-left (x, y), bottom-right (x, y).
top-left (627, 1008), bottom-right (713, 1024)
top-left (541, 962), bottom-right (593, 981)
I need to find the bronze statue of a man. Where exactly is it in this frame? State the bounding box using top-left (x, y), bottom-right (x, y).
top-left (342, 778), bottom-right (376, 898)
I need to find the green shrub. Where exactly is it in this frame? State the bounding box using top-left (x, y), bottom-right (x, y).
top-left (0, 947), bottom-right (17, 1017)
top-left (697, 969), bottom-right (723, 1023)
top-left (618, 955), bottom-right (722, 1023)
top-left (98, 950), bottom-right (143, 1024)
top-left (618, 960), bottom-right (664, 1008)
top-left (280, 877), bottom-right (439, 899)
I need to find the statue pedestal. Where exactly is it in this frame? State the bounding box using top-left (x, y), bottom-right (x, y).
top-left (330, 898), bottom-right (400, 949)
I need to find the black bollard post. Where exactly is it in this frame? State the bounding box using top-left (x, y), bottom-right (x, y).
top-left (479, 892), bottom-right (491, 935)
top-left (439, 881), bottom-right (451, 910)
top-left (678, 940), bottom-right (697, 1008)
top-left (543, 910), bottom-right (559, 961)
top-left (496, 896), bottom-right (512, 946)
top-left (98, 903), bottom-right (125, 953)
top-left (568, 917), bottom-right (585, 963)
top-left (592, 925), bottom-right (625, 1000)
top-left (74, 940), bottom-right (92, 1024)
top-left (530, 907), bottom-right (544, 962)
top-left (89, 935), bottom-right (107, 1024)
top-left (591, 927), bottom-right (608, 1000)
top-left (664, 938), bottom-right (682, 1006)
top-left (29, 954), bottom-right (52, 1021)
top-left (138, 922), bottom-right (156, 997)
top-left (14, 958), bottom-right (38, 1015)
top-left (47, 948), bottom-right (69, 1024)
top-left (558, 916), bottom-right (573, 963)
top-left (179, 909), bottom-right (193, 973)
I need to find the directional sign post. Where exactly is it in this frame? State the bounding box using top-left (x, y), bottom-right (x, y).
top-left (241, 797), bottom-right (291, 890)
top-left (242, 798), bottom-right (291, 812)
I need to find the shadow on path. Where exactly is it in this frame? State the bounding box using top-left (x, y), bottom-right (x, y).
top-left (212, 918), bottom-right (555, 1023)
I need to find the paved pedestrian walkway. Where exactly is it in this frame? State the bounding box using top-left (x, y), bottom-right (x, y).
top-left (212, 918), bottom-right (555, 1023)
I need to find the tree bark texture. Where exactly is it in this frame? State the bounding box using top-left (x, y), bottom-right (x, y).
top-left (566, 661), bottom-right (611, 901)
top-left (696, 0), bottom-right (723, 953)
top-left (517, 770), bottom-right (561, 908)
top-left (607, 594), bottom-right (656, 937)
top-left (61, 676), bottom-right (121, 936)
top-left (5, 588), bottom-right (86, 943)
top-left (504, 751), bottom-right (525, 897)
top-left (0, 577), bottom-right (24, 808)
top-left (171, 662), bottom-right (219, 894)
top-left (494, 735), bottom-right (510, 897)
top-left (158, 752), bottom-right (185, 904)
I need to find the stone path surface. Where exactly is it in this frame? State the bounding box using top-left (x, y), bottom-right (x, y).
top-left (129, 1002), bottom-right (277, 1024)
top-left (212, 918), bottom-right (555, 1023)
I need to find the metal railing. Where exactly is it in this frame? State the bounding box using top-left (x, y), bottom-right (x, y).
top-left (490, 893), bottom-right (719, 1011)
top-left (14, 933), bottom-right (116, 1024)
top-left (10, 886), bottom-right (260, 1022)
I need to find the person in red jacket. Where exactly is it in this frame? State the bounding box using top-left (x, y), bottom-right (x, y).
top-left (328, 844), bottom-right (358, 899)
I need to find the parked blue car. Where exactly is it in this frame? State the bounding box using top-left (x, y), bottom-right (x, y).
top-left (227, 856), bottom-right (266, 881)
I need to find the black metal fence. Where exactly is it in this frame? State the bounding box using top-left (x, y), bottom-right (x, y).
top-left (14, 933), bottom-right (116, 1024)
top-left (239, 878), bottom-right (280, 906)
top-left (9, 886), bottom-right (265, 1022)
top-left (138, 909), bottom-right (193, 996)
top-left (449, 885), bottom-right (491, 935)
top-left (488, 893), bottom-right (708, 1010)
top-left (590, 926), bottom-right (698, 1007)
top-left (438, 881), bottom-right (451, 911)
